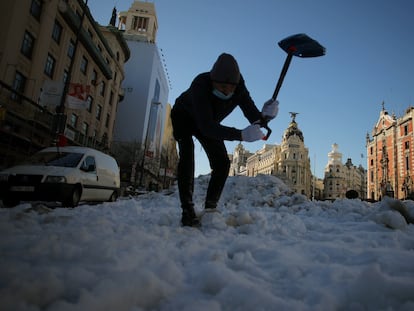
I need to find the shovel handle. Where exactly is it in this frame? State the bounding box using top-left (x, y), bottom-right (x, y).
top-left (272, 50), bottom-right (294, 100)
top-left (264, 49), bottom-right (295, 140)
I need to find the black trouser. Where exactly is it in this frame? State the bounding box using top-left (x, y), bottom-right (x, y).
top-left (171, 107), bottom-right (230, 212)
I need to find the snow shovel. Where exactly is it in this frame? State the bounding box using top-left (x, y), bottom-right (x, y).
top-left (262, 33), bottom-right (326, 140)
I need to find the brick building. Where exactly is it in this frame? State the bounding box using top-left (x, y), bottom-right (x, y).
top-left (366, 103), bottom-right (414, 200)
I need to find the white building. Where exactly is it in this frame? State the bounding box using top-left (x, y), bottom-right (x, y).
top-left (111, 1), bottom-right (169, 188)
top-left (229, 143), bottom-right (253, 176)
top-left (278, 113), bottom-right (311, 196)
top-left (240, 113), bottom-right (313, 198)
top-left (323, 143), bottom-right (366, 200)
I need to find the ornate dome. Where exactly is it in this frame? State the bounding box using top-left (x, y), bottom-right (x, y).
top-left (283, 112), bottom-right (304, 142)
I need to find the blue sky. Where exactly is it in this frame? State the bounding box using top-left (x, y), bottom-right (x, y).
top-left (88, 0), bottom-right (414, 178)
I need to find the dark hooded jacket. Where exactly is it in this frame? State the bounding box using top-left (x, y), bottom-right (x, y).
top-left (173, 72), bottom-right (262, 141)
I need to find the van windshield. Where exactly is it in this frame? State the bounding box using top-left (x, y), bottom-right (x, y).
top-left (24, 152), bottom-right (84, 168)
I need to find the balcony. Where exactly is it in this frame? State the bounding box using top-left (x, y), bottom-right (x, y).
top-left (0, 81), bottom-right (55, 167)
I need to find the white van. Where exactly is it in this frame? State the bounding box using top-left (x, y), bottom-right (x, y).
top-left (0, 146), bottom-right (120, 207)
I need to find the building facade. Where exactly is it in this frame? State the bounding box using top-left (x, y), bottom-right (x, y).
top-left (159, 104), bottom-right (178, 189)
top-left (323, 143), bottom-right (366, 200)
top-left (230, 113), bottom-right (369, 200)
top-left (366, 103), bottom-right (414, 200)
top-left (245, 144), bottom-right (279, 177)
top-left (240, 113), bottom-right (313, 198)
top-left (229, 143), bottom-right (253, 176)
top-left (278, 113), bottom-right (312, 196)
top-left (112, 0), bottom-right (169, 190)
top-left (0, 0), bottom-right (129, 168)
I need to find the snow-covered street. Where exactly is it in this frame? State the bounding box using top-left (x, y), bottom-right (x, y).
top-left (1, 175), bottom-right (413, 311)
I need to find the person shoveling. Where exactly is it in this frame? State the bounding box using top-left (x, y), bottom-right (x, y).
top-left (172, 34), bottom-right (326, 227)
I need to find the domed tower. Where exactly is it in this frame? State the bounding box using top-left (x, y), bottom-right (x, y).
top-left (279, 113), bottom-right (311, 196)
top-left (229, 143), bottom-right (252, 176)
top-left (326, 143), bottom-right (343, 168)
top-left (323, 143), bottom-right (345, 200)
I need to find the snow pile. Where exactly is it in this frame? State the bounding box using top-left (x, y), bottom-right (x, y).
top-left (0, 174), bottom-right (413, 311)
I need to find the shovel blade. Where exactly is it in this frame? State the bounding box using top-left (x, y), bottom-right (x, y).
top-left (278, 33), bottom-right (326, 58)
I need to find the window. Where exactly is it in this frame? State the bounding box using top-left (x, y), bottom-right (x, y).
top-left (404, 125), bottom-right (408, 136)
top-left (132, 16), bottom-right (149, 32)
top-left (102, 133), bottom-right (108, 145)
top-left (82, 156), bottom-right (96, 172)
top-left (67, 40), bottom-right (75, 58)
top-left (11, 72), bottom-right (27, 101)
top-left (153, 79), bottom-right (160, 102)
top-left (406, 156), bottom-right (410, 171)
top-left (91, 70), bottom-right (97, 84)
top-left (99, 81), bottom-right (106, 96)
top-left (81, 122), bottom-right (89, 136)
top-left (63, 70), bottom-right (69, 83)
top-left (80, 56), bottom-right (88, 74)
top-left (96, 105), bottom-right (102, 120)
top-left (105, 113), bottom-right (110, 128)
top-left (405, 141), bottom-right (410, 150)
top-left (30, 0), bottom-right (42, 20)
top-left (52, 20), bottom-right (62, 43)
top-left (86, 96), bottom-right (93, 112)
top-left (109, 91), bottom-right (114, 106)
top-left (44, 54), bottom-right (56, 77)
top-left (70, 114), bottom-right (78, 127)
top-left (21, 31), bottom-right (35, 59)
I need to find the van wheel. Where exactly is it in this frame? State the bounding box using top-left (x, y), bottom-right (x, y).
top-left (63, 187), bottom-right (81, 207)
top-left (109, 191), bottom-right (118, 202)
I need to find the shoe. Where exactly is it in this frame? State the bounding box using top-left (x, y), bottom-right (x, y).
top-left (205, 201), bottom-right (217, 210)
top-left (181, 214), bottom-right (201, 227)
top-left (204, 207), bottom-right (220, 214)
top-left (181, 208), bottom-right (201, 227)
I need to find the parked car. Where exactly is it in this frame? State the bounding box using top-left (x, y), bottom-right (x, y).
top-left (0, 146), bottom-right (120, 207)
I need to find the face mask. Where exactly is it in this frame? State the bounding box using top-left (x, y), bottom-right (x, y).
top-left (212, 88), bottom-right (234, 100)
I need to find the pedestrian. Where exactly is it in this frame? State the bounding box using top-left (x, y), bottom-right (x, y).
top-left (171, 53), bottom-right (279, 226)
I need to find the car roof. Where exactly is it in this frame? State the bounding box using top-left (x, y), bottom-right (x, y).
top-left (40, 146), bottom-right (97, 154)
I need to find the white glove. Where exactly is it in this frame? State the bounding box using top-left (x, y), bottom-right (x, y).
top-left (261, 99), bottom-right (279, 120)
top-left (241, 124), bottom-right (264, 142)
